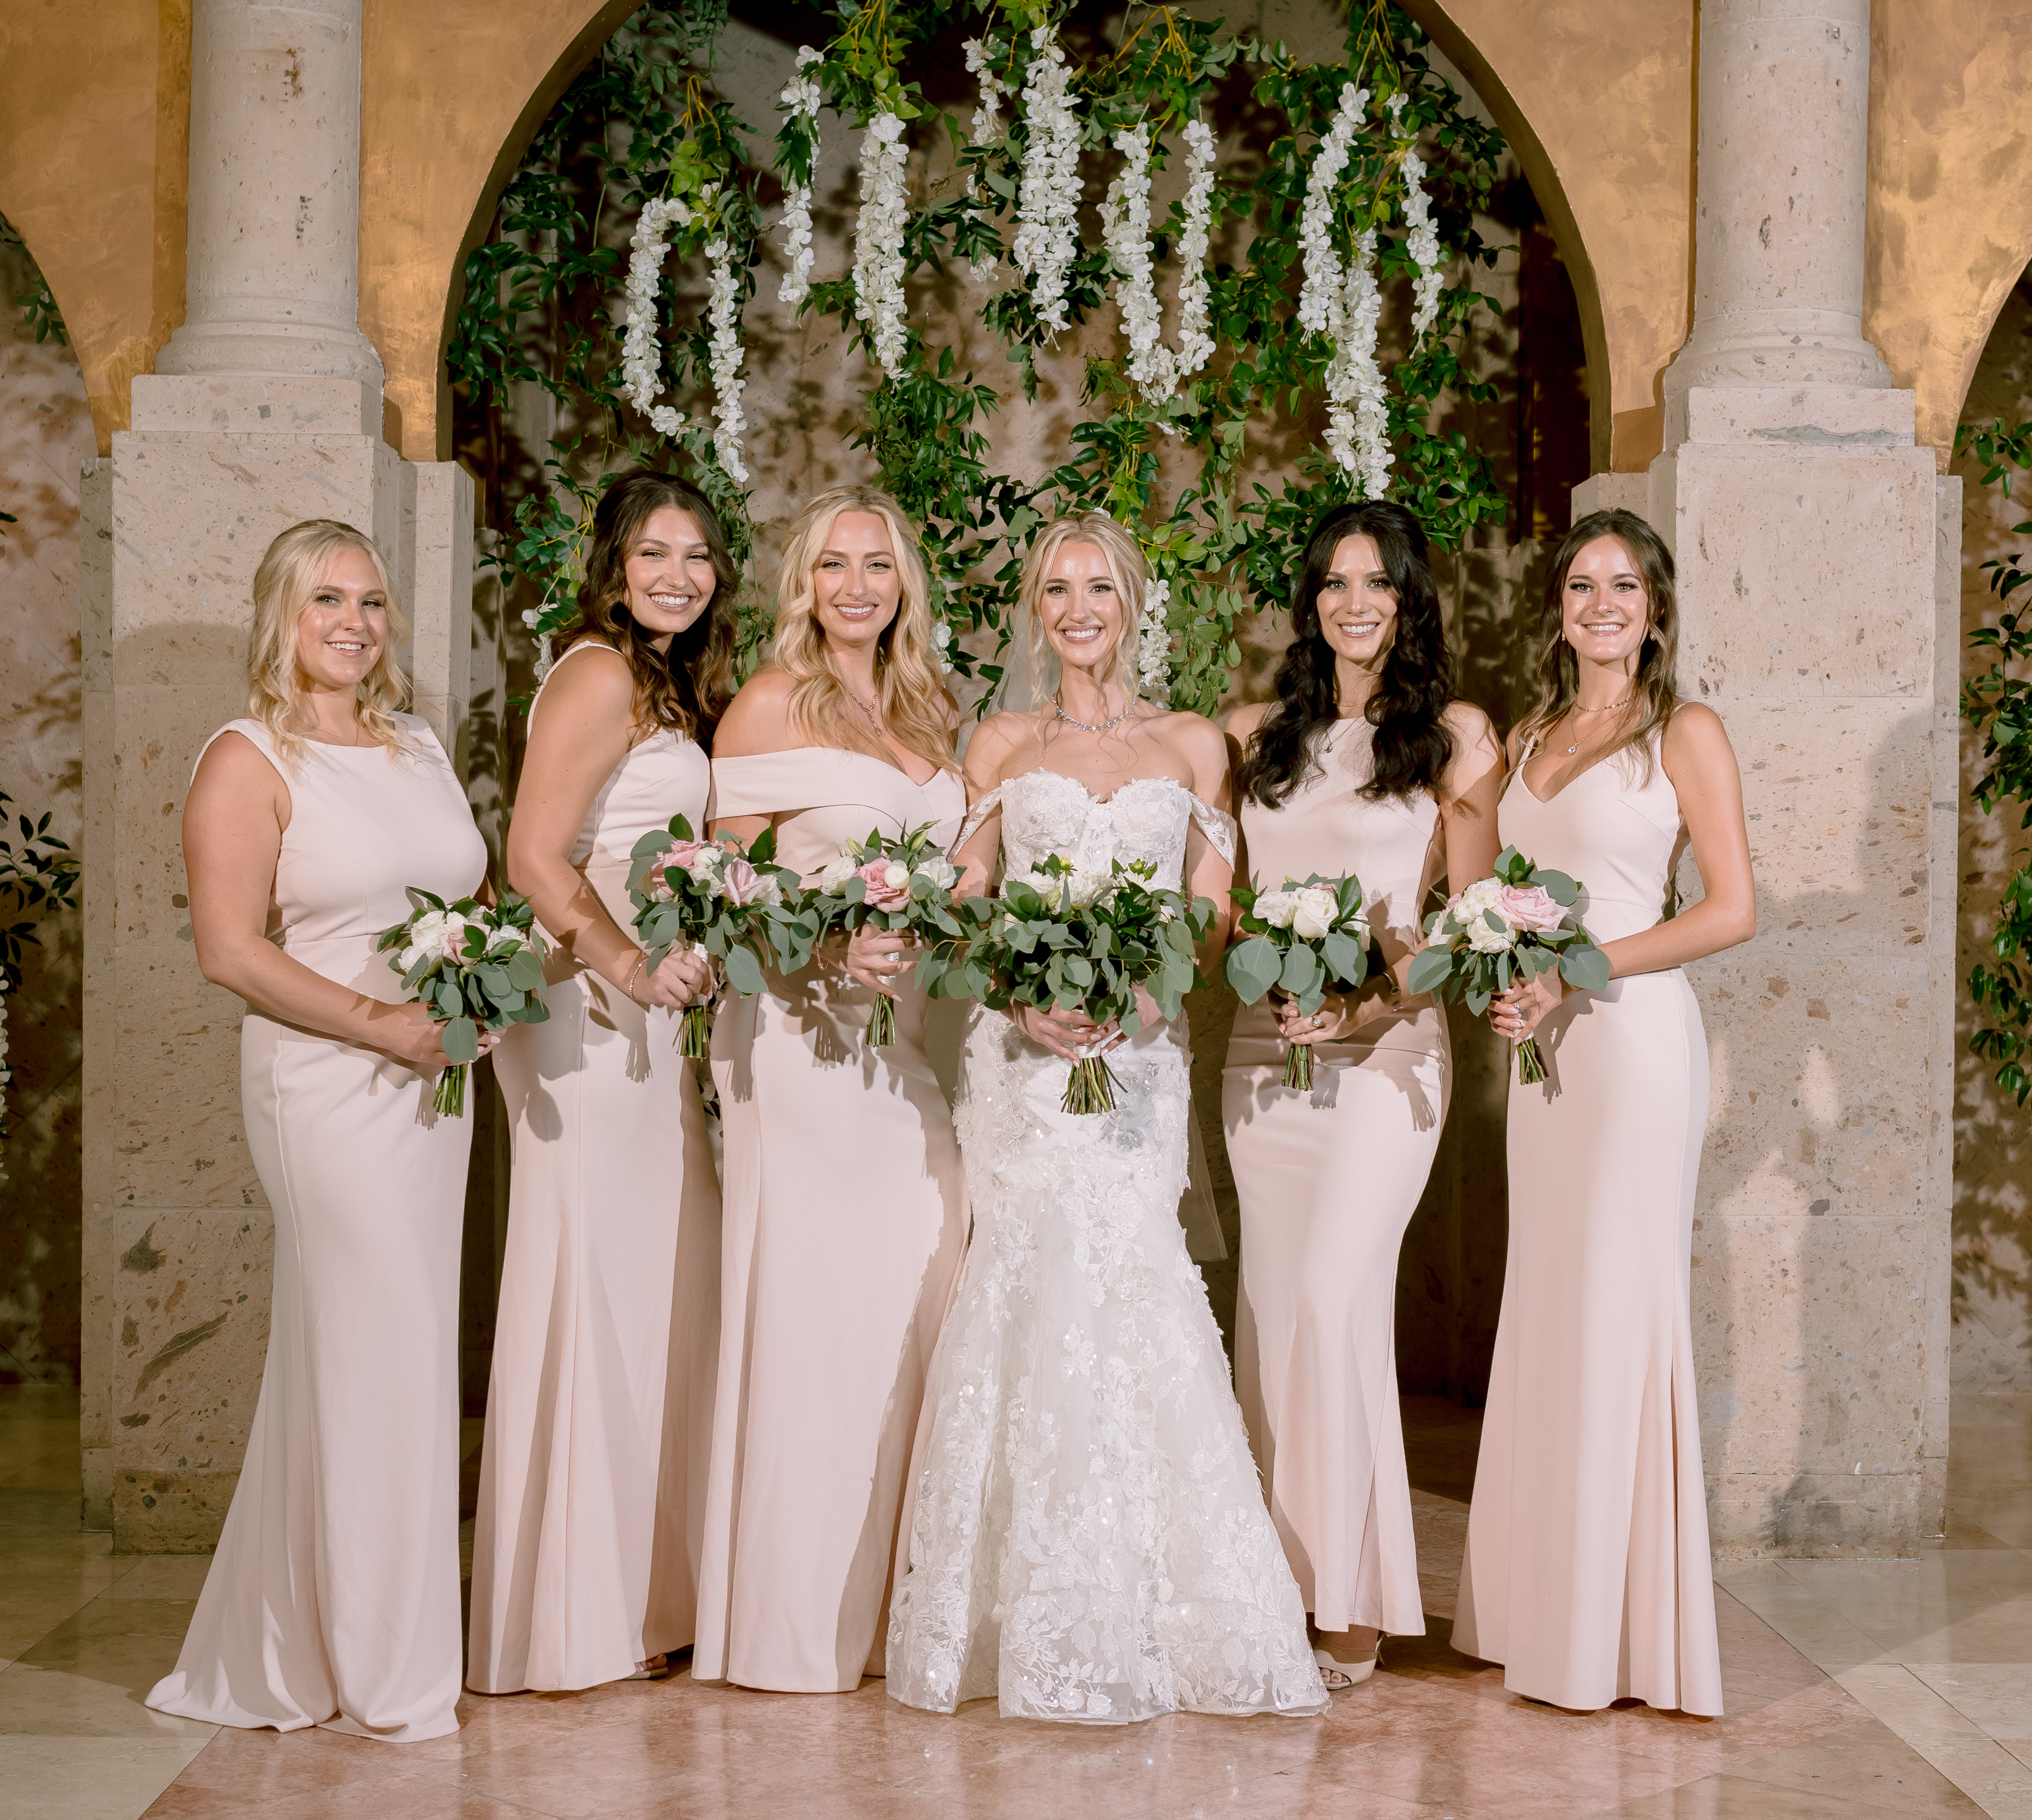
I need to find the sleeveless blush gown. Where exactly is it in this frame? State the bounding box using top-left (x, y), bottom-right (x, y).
top-left (1222, 719), bottom-right (1446, 1639)
top-left (1452, 732), bottom-right (1723, 1715)
top-left (147, 716), bottom-right (487, 1742)
top-left (887, 770), bottom-right (1327, 1723)
top-left (696, 747), bottom-right (970, 1692)
top-left (467, 642), bottom-right (722, 1693)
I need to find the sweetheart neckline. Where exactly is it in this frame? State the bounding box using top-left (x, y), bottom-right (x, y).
top-left (1002, 768), bottom-right (1199, 809)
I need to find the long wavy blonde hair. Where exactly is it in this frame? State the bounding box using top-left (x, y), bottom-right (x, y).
top-left (771, 484), bottom-right (956, 772)
top-left (1019, 510), bottom-right (1148, 697)
top-left (246, 520), bottom-right (412, 763)
top-left (1514, 507), bottom-right (1681, 782)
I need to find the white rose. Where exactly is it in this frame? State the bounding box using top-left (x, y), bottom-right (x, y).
top-left (1255, 888), bottom-right (1297, 930)
top-left (397, 942), bottom-right (424, 971)
top-left (1290, 885), bottom-right (1339, 942)
top-left (684, 848), bottom-right (722, 884)
top-left (815, 851), bottom-right (859, 892)
top-left (1456, 876), bottom-right (1506, 922)
top-left (1067, 869), bottom-right (1111, 909)
top-left (920, 854), bottom-right (958, 891)
top-left (1465, 915), bottom-right (1514, 955)
top-left (881, 860), bottom-right (911, 892)
top-left (751, 873), bottom-right (784, 909)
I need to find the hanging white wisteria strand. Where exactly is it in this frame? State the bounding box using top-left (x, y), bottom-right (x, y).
top-left (1296, 83), bottom-right (1369, 336)
top-left (1011, 25), bottom-right (1082, 336)
top-left (775, 46), bottom-right (823, 307)
top-left (1324, 227), bottom-right (1391, 496)
top-left (1100, 118), bottom-right (1218, 410)
top-left (1136, 578), bottom-right (1173, 704)
top-left (961, 34), bottom-right (1008, 285)
top-left (1173, 119), bottom-right (1218, 379)
top-left (619, 195), bottom-right (693, 438)
top-left (853, 112), bottom-right (910, 376)
top-left (1389, 92), bottom-right (1444, 334)
top-left (705, 238), bottom-right (749, 482)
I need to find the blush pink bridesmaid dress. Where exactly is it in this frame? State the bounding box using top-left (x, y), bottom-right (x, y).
top-left (1221, 718), bottom-right (1446, 1642)
top-left (466, 641), bottom-right (722, 1694)
top-left (1452, 730), bottom-right (1723, 1716)
top-left (147, 716), bottom-right (486, 1743)
top-left (696, 747), bottom-right (969, 1693)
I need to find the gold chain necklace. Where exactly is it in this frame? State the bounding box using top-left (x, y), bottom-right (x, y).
top-left (1561, 695), bottom-right (1632, 755)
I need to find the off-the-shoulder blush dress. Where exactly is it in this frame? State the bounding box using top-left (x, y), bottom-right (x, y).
top-left (467, 641), bottom-right (722, 1694)
top-left (695, 746), bottom-right (970, 1692)
top-left (1453, 732), bottom-right (1723, 1715)
top-left (1222, 719), bottom-right (1446, 1640)
top-left (147, 716), bottom-right (486, 1743)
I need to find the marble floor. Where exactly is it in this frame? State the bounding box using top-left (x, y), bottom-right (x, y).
top-left (1, 1386), bottom-right (2025, 1820)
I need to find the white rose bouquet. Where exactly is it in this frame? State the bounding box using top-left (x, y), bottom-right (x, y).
top-left (964, 853), bottom-right (1217, 1116)
top-left (806, 821), bottom-right (969, 1049)
top-left (1405, 844), bottom-right (1611, 1084)
top-left (626, 815), bottom-right (818, 1059)
top-left (375, 889), bottom-right (550, 1116)
top-left (1223, 871), bottom-right (1377, 1092)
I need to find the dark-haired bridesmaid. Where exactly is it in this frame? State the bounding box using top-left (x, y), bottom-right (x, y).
top-left (1223, 501), bottom-right (1502, 1689)
top-left (1452, 507), bottom-right (1754, 1715)
top-left (467, 474), bottom-right (731, 1694)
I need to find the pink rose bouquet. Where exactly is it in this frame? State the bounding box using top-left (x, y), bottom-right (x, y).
top-left (376, 889), bottom-right (550, 1116)
top-left (1405, 844), bottom-right (1610, 1084)
top-left (806, 821), bottom-right (969, 1049)
top-left (626, 815), bottom-right (817, 1058)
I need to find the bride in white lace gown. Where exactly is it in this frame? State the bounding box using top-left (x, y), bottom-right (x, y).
top-left (886, 513), bottom-right (1327, 1724)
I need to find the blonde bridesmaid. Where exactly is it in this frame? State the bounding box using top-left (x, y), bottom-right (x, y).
top-left (467, 474), bottom-right (729, 1694)
top-left (1453, 507), bottom-right (1755, 1715)
top-left (696, 484), bottom-right (968, 1693)
top-left (1222, 502), bottom-right (1502, 1689)
top-left (149, 522), bottom-right (490, 1742)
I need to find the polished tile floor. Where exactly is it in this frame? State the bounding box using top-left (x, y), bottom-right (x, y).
top-left (1, 1386), bottom-right (2025, 1820)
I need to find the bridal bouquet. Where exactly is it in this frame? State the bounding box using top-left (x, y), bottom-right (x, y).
top-left (627, 816), bottom-right (816, 1057)
top-left (376, 890), bottom-right (550, 1116)
top-left (1405, 845), bottom-right (1610, 1084)
top-left (973, 852), bottom-right (1216, 1116)
top-left (1223, 872), bottom-right (1376, 1093)
top-left (808, 822), bottom-right (969, 1048)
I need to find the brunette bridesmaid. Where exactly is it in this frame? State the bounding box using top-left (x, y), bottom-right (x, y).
top-left (1452, 508), bottom-right (1755, 1716)
top-left (696, 484), bottom-right (968, 1693)
top-left (1222, 502), bottom-right (1502, 1689)
top-left (466, 474), bottom-right (729, 1694)
top-left (149, 522), bottom-right (490, 1742)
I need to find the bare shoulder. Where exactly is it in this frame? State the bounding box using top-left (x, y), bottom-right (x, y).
top-left (963, 707), bottom-right (1038, 786)
top-left (1159, 706), bottom-right (1226, 763)
top-left (713, 665), bottom-right (797, 756)
top-left (1224, 700), bottom-right (1272, 745)
top-left (1662, 699), bottom-right (1731, 758)
top-left (539, 641), bottom-right (634, 716)
top-left (1442, 699), bottom-right (1496, 746)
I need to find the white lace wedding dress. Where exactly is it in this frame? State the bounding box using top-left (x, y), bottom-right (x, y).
top-left (886, 770), bottom-right (1328, 1723)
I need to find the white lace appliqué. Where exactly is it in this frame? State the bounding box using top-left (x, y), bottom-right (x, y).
top-left (887, 772), bottom-right (1325, 1723)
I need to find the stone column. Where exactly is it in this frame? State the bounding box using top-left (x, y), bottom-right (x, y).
top-left (80, 0), bottom-right (474, 1542)
top-left (1590, 0), bottom-right (1950, 1557)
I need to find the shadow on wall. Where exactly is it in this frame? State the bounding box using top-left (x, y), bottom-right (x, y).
top-left (0, 232), bottom-right (90, 1386)
top-left (1954, 262), bottom-right (2032, 1393)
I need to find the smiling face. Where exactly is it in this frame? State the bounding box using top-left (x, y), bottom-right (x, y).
top-left (1560, 536), bottom-right (1651, 670)
top-left (624, 506), bottom-right (718, 650)
top-left (1316, 533), bottom-right (1398, 672)
top-left (812, 510), bottom-right (902, 655)
top-left (1038, 539), bottom-right (1128, 676)
top-left (293, 546), bottom-right (389, 696)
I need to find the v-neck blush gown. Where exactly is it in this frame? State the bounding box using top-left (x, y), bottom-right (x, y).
top-left (467, 642), bottom-right (722, 1694)
top-left (1222, 720), bottom-right (1446, 1639)
top-left (696, 747), bottom-right (970, 1692)
top-left (147, 716), bottom-right (486, 1743)
top-left (1452, 732), bottom-right (1723, 1716)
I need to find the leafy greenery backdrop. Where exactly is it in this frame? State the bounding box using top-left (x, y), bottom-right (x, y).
top-left (449, 0), bottom-right (1510, 715)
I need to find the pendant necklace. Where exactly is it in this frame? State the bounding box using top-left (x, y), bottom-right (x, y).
top-left (1054, 694), bottom-right (1134, 735)
top-left (1563, 695), bottom-right (1632, 755)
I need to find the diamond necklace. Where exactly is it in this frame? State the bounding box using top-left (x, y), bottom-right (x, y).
top-left (1053, 694), bottom-right (1135, 734)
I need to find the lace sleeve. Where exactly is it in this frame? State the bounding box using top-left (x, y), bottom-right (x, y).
top-left (955, 784), bottom-right (1005, 852)
top-left (1185, 793), bottom-right (1238, 865)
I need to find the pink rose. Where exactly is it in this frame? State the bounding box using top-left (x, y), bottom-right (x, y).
top-left (1496, 883), bottom-right (1567, 935)
top-left (857, 857), bottom-right (913, 911)
top-left (719, 856), bottom-right (762, 906)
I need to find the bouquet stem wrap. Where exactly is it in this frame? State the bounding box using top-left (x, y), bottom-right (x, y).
top-left (806, 823), bottom-right (968, 1053)
top-left (1223, 872), bottom-right (1376, 1104)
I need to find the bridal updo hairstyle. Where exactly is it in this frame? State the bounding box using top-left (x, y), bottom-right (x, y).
top-left (1236, 500), bottom-right (1456, 808)
top-left (553, 471), bottom-right (739, 746)
top-left (1513, 506), bottom-right (1682, 780)
top-left (772, 483), bottom-right (957, 772)
top-left (246, 519), bottom-right (412, 763)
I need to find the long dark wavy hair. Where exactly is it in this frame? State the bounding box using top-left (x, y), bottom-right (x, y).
top-left (1237, 500), bottom-right (1456, 807)
top-left (1514, 507), bottom-right (1680, 782)
top-left (554, 472), bottom-right (739, 746)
